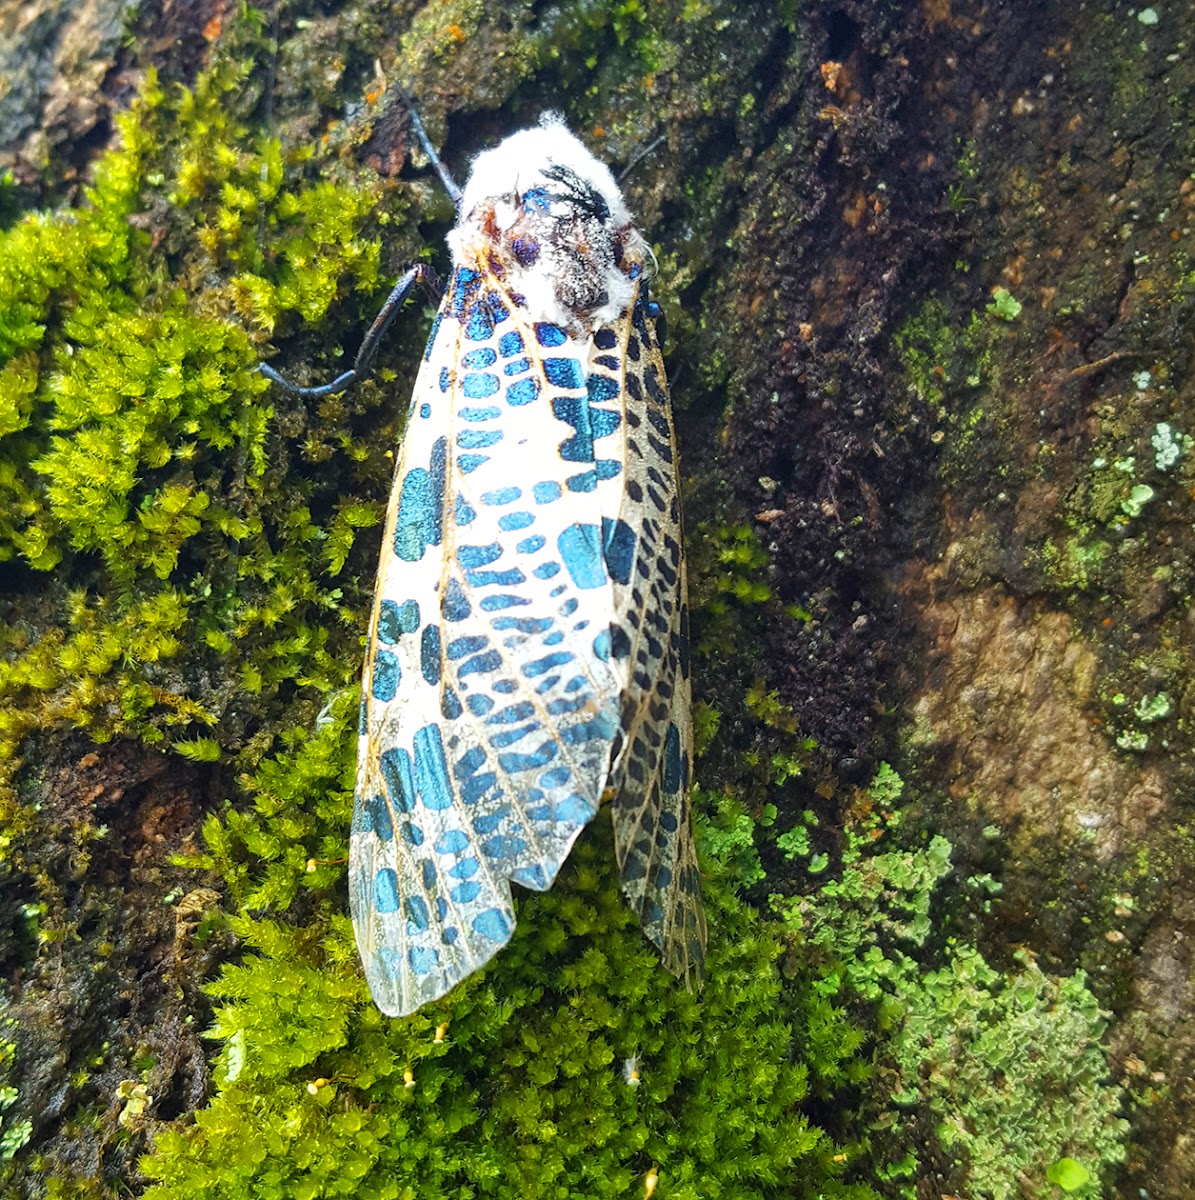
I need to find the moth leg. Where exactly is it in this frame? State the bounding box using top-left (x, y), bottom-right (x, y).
top-left (260, 262), bottom-right (442, 397)
top-left (394, 83), bottom-right (463, 206)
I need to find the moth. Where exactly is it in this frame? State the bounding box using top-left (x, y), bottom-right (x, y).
top-left (264, 105), bottom-right (705, 1017)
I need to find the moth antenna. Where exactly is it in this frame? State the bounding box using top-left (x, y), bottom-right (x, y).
top-left (618, 132), bottom-right (666, 184)
top-left (259, 263), bottom-right (441, 397)
top-left (394, 81), bottom-right (463, 205)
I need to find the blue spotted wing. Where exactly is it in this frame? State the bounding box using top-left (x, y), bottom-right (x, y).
top-left (353, 266), bottom-right (652, 1016)
top-left (596, 295), bottom-right (706, 986)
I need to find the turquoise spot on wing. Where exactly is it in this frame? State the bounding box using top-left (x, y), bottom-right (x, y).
top-left (498, 331), bottom-right (524, 357)
top-left (517, 535), bottom-right (545, 553)
top-left (414, 724), bottom-right (453, 811)
top-left (543, 357), bottom-right (585, 390)
top-left (504, 357), bottom-right (531, 375)
top-left (377, 598), bottom-right (420, 643)
top-left (449, 856), bottom-right (480, 879)
top-left (408, 946), bottom-right (439, 975)
top-left (371, 649), bottom-right (399, 701)
top-left (557, 523), bottom-right (605, 589)
top-left (458, 650), bottom-right (503, 677)
top-left (535, 323), bottom-right (567, 347)
top-left (467, 693), bottom-right (494, 715)
top-left (506, 378), bottom-right (539, 406)
top-left (460, 405), bottom-right (501, 422)
top-left (447, 635), bottom-right (489, 659)
top-left (482, 834), bottom-right (529, 859)
top-left (480, 593), bottom-right (531, 609)
top-left (511, 864), bottom-right (548, 889)
top-left (601, 517), bottom-right (636, 585)
top-left (465, 306), bottom-right (494, 341)
top-left (379, 747), bottom-right (415, 813)
top-left (361, 793), bottom-right (394, 840)
top-left (553, 793), bottom-right (595, 824)
top-left (394, 470), bottom-right (434, 561)
top-left (482, 486), bottom-right (521, 505)
top-left (394, 438), bottom-right (446, 562)
top-left (457, 542), bottom-right (503, 568)
top-left (533, 562), bottom-right (560, 579)
top-left (434, 829), bottom-right (470, 855)
top-left (473, 909), bottom-right (511, 942)
top-left (462, 372), bottom-right (500, 399)
top-left (466, 568), bottom-right (526, 587)
top-left (457, 428), bottom-right (503, 449)
top-left (489, 700), bottom-right (535, 724)
top-left (553, 395), bottom-right (620, 463)
top-left (533, 480), bottom-right (561, 504)
top-left (498, 511), bottom-right (534, 531)
top-left (425, 313), bottom-right (443, 360)
top-left (420, 624), bottom-right (441, 683)
top-left (587, 373), bottom-right (621, 403)
top-left (455, 495), bottom-right (476, 525)
top-left (463, 347), bottom-right (497, 368)
top-left (490, 616), bottom-right (553, 634)
top-left (443, 578), bottom-right (472, 621)
top-left (498, 740), bottom-right (559, 771)
top-left (459, 454), bottom-right (489, 473)
top-left (405, 894), bottom-right (430, 931)
top-left (567, 470), bottom-right (597, 492)
top-left (472, 811), bottom-right (504, 834)
top-left (451, 881), bottom-right (481, 902)
top-left (490, 722), bottom-right (540, 748)
top-left (374, 868), bottom-right (400, 914)
top-left (561, 710), bottom-right (619, 745)
top-left (454, 746), bottom-right (496, 805)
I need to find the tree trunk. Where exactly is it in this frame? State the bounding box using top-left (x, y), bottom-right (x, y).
top-left (1, 0), bottom-right (1191, 1197)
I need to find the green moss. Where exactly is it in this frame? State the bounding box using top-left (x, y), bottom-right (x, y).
top-left (142, 699), bottom-right (872, 1200)
top-left (0, 52), bottom-right (401, 828)
top-left (775, 767), bottom-right (1129, 1200)
top-left (1039, 535), bottom-right (1111, 592)
top-left (0, 1023), bottom-right (31, 1162)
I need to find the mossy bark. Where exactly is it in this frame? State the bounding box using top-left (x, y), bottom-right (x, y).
top-left (2, 0), bottom-right (1193, 1196)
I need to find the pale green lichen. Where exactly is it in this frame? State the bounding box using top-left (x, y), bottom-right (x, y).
top-left (775, 768), bottom-right (1129, 1200)
top-left (1150, 422), bottom-right (1191, 471)
top-left (1121, 483), bottom-right (1154, 517)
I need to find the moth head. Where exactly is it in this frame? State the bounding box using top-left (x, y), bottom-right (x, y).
top-left (448, 115), bottom-right (645, 330)
top-left (456, 113), bottom-right (631, 232)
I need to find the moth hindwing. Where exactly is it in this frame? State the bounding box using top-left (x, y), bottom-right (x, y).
top-left (350, 115), bottom-right (706, 1016)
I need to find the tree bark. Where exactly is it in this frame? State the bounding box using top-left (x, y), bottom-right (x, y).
top-left (2, 0), bottom-right (1192, 1196)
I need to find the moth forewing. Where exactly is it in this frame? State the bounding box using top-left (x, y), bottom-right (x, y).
top-left (348, 115), bottom-right (705, 1017)
top-left (600, 297), bottom-right (705, 986)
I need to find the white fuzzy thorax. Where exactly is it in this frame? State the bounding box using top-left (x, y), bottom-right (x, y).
top-left (447, 114), bottom-right (645, 331)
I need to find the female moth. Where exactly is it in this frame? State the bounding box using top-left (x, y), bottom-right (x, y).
top-left (265, 109), bottom-right (705, 1017)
